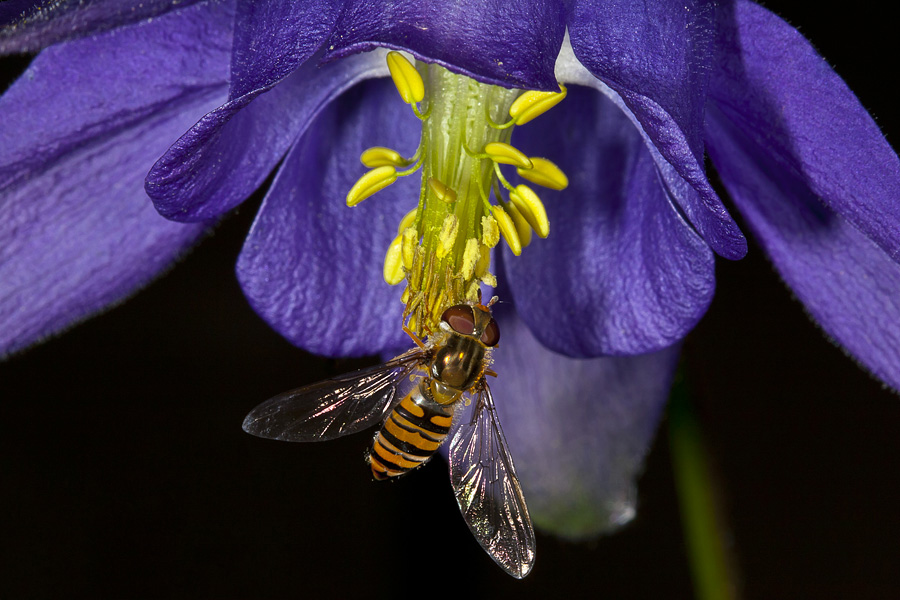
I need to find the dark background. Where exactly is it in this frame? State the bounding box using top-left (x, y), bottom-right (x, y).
top-left (2, 3), bottom-right (899, 598)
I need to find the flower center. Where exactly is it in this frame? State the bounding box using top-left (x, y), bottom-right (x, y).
top-left (347, 52), bottom-right (568, 336)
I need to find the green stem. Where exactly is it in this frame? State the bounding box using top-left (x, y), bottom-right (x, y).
top-left (669, 375), bottom-right (739, 600)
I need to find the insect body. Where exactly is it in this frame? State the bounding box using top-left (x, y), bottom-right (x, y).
top-left (369, 386), bottom-right (454, 480)
top-left (242, 300), bottom-right (535, 578)
top-left (368, 303), bottom-right (496, 480)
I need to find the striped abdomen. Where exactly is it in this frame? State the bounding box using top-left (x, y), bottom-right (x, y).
top-left (369, 381), bottom-right (454, 480)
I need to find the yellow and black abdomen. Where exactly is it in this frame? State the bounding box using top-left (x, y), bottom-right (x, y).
top-left (369, 382), bottom-right (454, 480)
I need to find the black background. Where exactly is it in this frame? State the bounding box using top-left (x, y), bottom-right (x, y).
top-left (2, 3), bottom-right (899, 598)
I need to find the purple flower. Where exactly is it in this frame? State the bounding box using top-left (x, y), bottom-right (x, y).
top-left (2, 0), bottom-right (898, 540)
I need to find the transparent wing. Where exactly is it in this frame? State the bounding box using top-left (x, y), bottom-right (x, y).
top-left (449, 384), bottom-right (536, 579)
top-left (242, 349), bottom-right (425, 442)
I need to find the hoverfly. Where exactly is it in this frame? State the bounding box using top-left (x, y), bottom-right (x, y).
top-left (242, 298), bottom-right (535, 578)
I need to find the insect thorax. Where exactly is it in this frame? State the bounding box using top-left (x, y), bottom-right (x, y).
top-left (429, 332), bottom-right (486, 396)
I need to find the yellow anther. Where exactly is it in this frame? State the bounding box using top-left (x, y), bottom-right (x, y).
top-left (397, 208), bottom-right (419, 233)
top-left (483, 142), bottom-right (533, 169)
top-left (408, 312), bottom-right (418, 333)
top-left (490, 204), bottom-right (522, 256)
top-left (480, 272), bottom-right (498, 287)
top-left (383, 234), bottom-right (405, 285)
top-left (386, 51), bottom-right (425, 104)
top-left (509, 184), bottom-right (550, 238)
top-left (346, 166), bottom-right (397, 206)
top-left (517, 157), bottom-right (569, 190)
top-left (401, 286), bottom-right (410, 303)
top-left (436, 214), bottom-right (459, 259)
top-left (481, 214), bottom-right (500, 248)
top-left (361, 146), bottom-right (408, 168)
top-left (430, 289), bottom-right (446, 321)
top-left (397, 207), bottom-right (418, 234)
top-left (428, 177), bottom-right (457, 203)
top-left (466, 281), bottom-right (482, 302)
top-left (461, 238), bottom-right (481, 279)
top-left (509, 83), bottom-right (567, 125)
top-left (474, 242), bottom-right (491, 278)
top-left (505, 201), bottom-right (533, 248)
top-left (401, 227), bottom-right (418, 269)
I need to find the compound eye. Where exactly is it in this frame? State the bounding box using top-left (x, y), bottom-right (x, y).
top-left (441, 305), bottom-right (476, 335)
top-left (480, 318), bottom-right (500, 346)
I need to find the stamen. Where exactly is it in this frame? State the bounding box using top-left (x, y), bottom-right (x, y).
top-left (401, 227), bottom-right (418, 269)
top-left (504, 201), bottom-right (533, 248)
top-left (509, 184), bottom-right (550, 238)
top-left (346, 166), bottom-right (398, 207)
top-left (428, 177), bottom-right (457, 204)
top-left (490, 204), bottom-right (522, 256)
top-left (361, 146), bottom-right (410, 168)
top-left (474, 243), bottom-right (491, 278)
top-left (517, 157), bottom-right (569, 190)
top-left (484, 102), bottom-right (517, 130)
top-left (461, 238), bottom-right (481, 279)
top-left (396, 154), bottom-right (425, 177)
top-left (465, 281), bottom-right (482, 302)
top-left (492, 161), bottom-right (516, 193)
top-left (483, 142), bottom-right (533, 169)
top-left (481, 214), bottom-right (500, 248)
top-left (509, 84), bottom-right (567, 125)
top-left (436, 214), bottom-right (459, 259)
top-left (430, 289), bottom-right (447, 324)
top-left (386, 51), bottom-right (425, 105)
top-left (397, 208), bottom-right (418, 234)
top-left (383, 234), bottom-right (405, 285)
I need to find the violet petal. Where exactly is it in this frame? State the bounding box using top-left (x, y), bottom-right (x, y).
top-left (454, 312), bottom-right (679, 538)
top-left (0, 2), bottom-right (232, 355)
top-left (230, 0), bottom-right (342, 99)
top-left (711, 0), bottom-right (900, 265)
top-left (2, 1), bottom-right (233, 191)
top-left (0, 0), bottom-right (206, 54)
top-left (505, 85), bottom-right (715, 357)
top-left (323, 0), bottom-right (566, 91)
top-left (707, 102), bottom-right (900, 392)
top-left (146, 48), bottom-right (389, 223)
top-left (566, 0), bottom-right (746, 259)
top-left (236, 79), bottom-right (420, 356)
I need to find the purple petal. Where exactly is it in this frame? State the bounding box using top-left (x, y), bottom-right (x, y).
top-left (2, 2), bottom-right (233, 191)
top-left (505, 85), bottom-right (715, 357)
top-left (236, 79), bottom-right (421, 356)
top-left (0, 1), bottom-right (231, 355)
top-left (323, 0), bottom-right (566, 91)
top-left (0, 0), bottom-right (206, 54)
top-left (710, 0), bottom-right (900, 265)
top-left (229, 0), bottom-right (342, 99)
top-left (566, 0), bottom-right (746, 260)
top-left (707, 103), bottom-right (900, 391)
top-left (146, 48), bottom-right (389, 222)
top-left (462, 312), bottom-right (679, 538)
